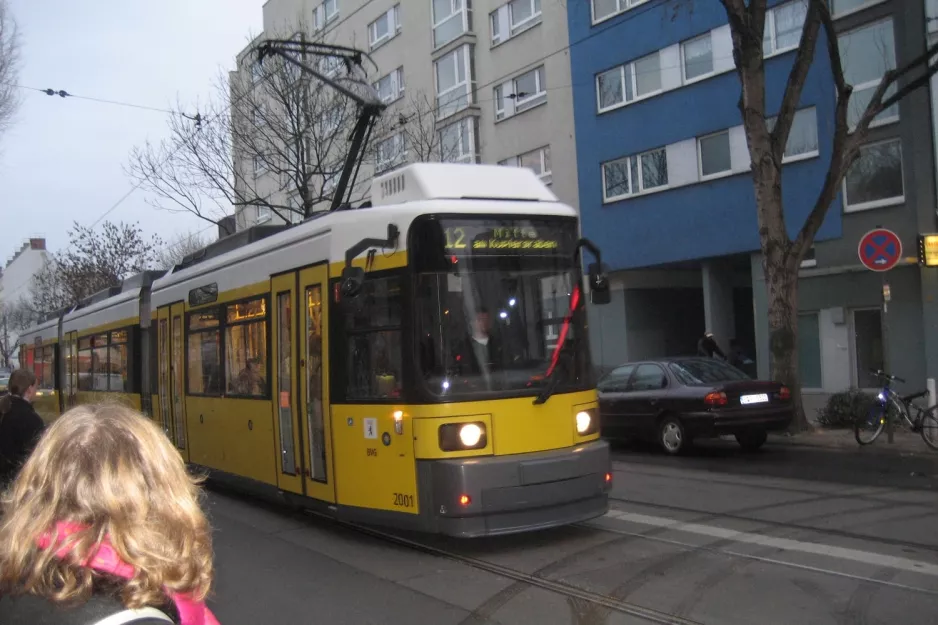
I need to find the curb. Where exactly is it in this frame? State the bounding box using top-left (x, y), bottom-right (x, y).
top-left (767, 431), bottom-right (933, 455)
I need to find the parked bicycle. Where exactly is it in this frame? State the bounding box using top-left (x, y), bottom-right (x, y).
top-left (855, 370), bottom-right (938, 450)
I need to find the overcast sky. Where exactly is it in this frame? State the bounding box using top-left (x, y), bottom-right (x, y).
top-left (1, 0), bottom-right (262, 264)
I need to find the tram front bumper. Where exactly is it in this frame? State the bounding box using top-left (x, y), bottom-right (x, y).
top-left (420, 440), bottom-right (611, 538)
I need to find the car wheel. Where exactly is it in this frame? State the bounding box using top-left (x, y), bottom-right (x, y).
top-left (658, 416), bottom-right (687, 455)
top-left (736, 430), bottom-right (767, 452)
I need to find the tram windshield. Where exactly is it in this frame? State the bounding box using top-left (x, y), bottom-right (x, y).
top-left (412, 216), bottom-right (592, 400)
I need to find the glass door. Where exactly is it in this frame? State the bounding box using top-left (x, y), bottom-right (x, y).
top-left (298, 265), bottom-right (335, 503)
top-left (852, 308), bottom-right (884, 389)
top-left (169, 302), bottom-right (189, 461)
top-left (271, 273), bottom-right (303, 495)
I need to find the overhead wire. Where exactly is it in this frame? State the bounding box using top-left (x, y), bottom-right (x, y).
top-left (61, 0), bottom-right (671, 235)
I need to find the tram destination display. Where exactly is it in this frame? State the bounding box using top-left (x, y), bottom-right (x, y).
top-left (435, 219), bottom-right (575, 257)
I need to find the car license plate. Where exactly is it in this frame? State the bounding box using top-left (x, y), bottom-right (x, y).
top-left (740, 393), bottom-right (769, 405)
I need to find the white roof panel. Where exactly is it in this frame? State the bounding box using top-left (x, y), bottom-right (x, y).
top-left (371, 163), bottom-right (557, 207)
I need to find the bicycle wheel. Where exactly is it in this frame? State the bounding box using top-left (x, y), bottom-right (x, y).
top-left (856, 403), bottom-right (886, 445)
top-left (920, 412), bottom-right (938, 451)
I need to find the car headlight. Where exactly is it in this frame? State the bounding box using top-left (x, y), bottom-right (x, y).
top-left (439, 422), bottom-right (487, 451)
top-left (575, 409), bottom-right (599, 435)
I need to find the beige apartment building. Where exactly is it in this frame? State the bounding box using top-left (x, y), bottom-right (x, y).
top-left (231, 0), bottom-right (577, 230)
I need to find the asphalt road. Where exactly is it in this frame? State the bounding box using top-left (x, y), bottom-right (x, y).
top-left (202, 439), bottom-right (938, 625)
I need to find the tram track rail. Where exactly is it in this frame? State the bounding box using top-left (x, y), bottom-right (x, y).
top-left (605, 495), bottom-right (938, 555)
top-left (301, 508), bottom-right (706, 625)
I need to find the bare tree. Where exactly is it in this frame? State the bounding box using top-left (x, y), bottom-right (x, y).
top-left (0, 0), bottom-right (21, 141)
top-left (26, 221), bottom-right (163, 316)
top-left (128, 29), bottom-right (388, 227)
top-left (0, 300), bottom-right (32, 369)
top-left (155, 230), bottom-right (209, 270)
top-left (719, 0), bottom-right (938, 428)
top-left (379, 91), bottom-right (468, 164)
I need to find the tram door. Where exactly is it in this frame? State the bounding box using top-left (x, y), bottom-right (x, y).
top-left (299, 265), bottom-right (335, 502)
top-left (158, 304), bottom-right (189, 462)
top-left (270, 266), bottom-right (335, 502)
top-left (63, 331), bottom-right (78, 409)
top-left (271, 273), bottom-right (303, 495)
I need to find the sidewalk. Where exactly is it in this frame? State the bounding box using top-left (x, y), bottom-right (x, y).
top-left (768, 426), bottom-right (936, 455)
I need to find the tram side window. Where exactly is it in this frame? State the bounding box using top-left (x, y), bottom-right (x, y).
top-left (342, 275), bottom-right (402, 400)
top-left (91, 334), bottom-right (109, 392)
top-left (78, 337), bottom-right (93, 391)
top-left (225, 298), bottom-right (268, 398)
top-left (187, 309), bottom-right (222, 396)
top-left (109, 329), bottom-right (130, 393)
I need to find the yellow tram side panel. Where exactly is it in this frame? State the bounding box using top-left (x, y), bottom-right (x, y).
top-left (183, 281), bottom-right (278, 488)
top-left (330, 405), bottom-right (421, 515)
top-left (185, 396), bottom-right (278, 486)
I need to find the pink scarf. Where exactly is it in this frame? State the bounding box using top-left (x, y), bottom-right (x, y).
top-left (37, 521), bottom-right (220, 625)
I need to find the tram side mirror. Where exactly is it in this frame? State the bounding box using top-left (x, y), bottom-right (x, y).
top-left (588, 262), bottom-right (611, 305)
top-left (340, 266), bottom-right (365, 298)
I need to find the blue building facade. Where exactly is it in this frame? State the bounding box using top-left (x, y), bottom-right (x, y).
top-left (568, 0), bottom-right (938, 407)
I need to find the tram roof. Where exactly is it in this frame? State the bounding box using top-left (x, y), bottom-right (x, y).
top-left (149, 163), bottom-right (575, 303)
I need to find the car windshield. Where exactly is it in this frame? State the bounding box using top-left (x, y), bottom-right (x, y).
top-left (412, 216), bottom-right (592, 400)
top-left (669, 359), bottom-right (750, 385)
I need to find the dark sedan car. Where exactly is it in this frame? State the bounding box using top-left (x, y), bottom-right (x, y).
top-left (597, 357), bottom-right (793, 454)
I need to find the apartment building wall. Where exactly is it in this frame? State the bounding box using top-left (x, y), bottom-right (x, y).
top-left (231, 0), bottom-right (579, 230)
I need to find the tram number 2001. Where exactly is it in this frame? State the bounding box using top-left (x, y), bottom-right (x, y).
top-left (393, 493), bottom-right (415, 508)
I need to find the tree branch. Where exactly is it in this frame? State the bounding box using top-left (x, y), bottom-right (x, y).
top-left (772, 0), bottom-right (822, 164)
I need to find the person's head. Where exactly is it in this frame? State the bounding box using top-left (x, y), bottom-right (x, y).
top-left (0, 402), bottom-right (213, 608)
top-left (0, 369), bottom-right (37, 413)
top-left (472, 308), bottom-right (491, 337)
top-left (704, 331), bottom-right (714, 339)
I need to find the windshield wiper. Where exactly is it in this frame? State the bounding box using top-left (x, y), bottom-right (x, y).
top-left (533, 343), bottom-right (573, 405)
top-left (533, 285), bottom-right (582, 405)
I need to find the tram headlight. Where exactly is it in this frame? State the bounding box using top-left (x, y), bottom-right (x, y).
top-left (439, 422), bottom-right (487, 451)
top-left (575, 409), bottom-right (599, 436)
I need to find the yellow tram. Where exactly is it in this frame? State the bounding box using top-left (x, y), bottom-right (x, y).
top-left (19, 163), bottom-right (613, 537)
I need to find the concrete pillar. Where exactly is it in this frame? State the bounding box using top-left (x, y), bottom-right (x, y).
top-left (702, 261), bottom-right (736, 356)
top-left (750, 253), bottom-right (770, 380)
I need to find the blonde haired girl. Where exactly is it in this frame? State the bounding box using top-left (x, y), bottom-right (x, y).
top-left (0, 402), bottom-right (220, 625)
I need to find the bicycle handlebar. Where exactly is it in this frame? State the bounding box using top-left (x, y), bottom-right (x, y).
top-left (869, 369), bottom-right (906, 384)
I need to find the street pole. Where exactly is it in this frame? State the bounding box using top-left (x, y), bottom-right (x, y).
top-left (883, 273), bottom-right (893, 444)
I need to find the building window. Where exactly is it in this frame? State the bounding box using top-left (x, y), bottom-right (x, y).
top-left (682, 33), bottom-right (714, 82)
top-left (838, 18), bottom-right (897, 129)
top-left (435, 45), bottom-right (474, 120)
top-left (596, 51), bottom-right (661, 113)
top-left (495, 65), bottom-right (546, 120)
top-left (499, 145), bottom-right (551, 184)
top-left (257, 206), bottom-right (271, 223)
top-left (602, 147), bottom-right (668, 202)
top-left (698, 131), bottom-right (731, 178)
top-left (225, 298), bottom-right (269, 398)
top-left (800, 245), bottom-right (817, 268)
top-left (439, 117), bottom-right (478, 163)
top-left (376, 132), bottom-right (406, 171)
top-left (491, 0), bottom-right (542, 44)
top-left (373, 67), bottom-right (405, 104)
top-left (763, 0), bottom-right (807, 56)
top-left (318, 55), bottom-right (343, 79)
top-left (324, 0), bottom-right (338, 22)
top-left (831, 0), bottom-right (887, 18)
top-left (766, 107), bottom-right (820, 161)
top-left (253, 156), bottom-right (266, 176)
top-left (369, 5), bottom-right (401, 49)
top-left (432, 0), bottom-right (470, 49)
top-left (592, 0), bottom-right (649, 24)
top-left (798, 313), bottom-right (822, 389)
top-left (843, 138), bottom-right (904, 211)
